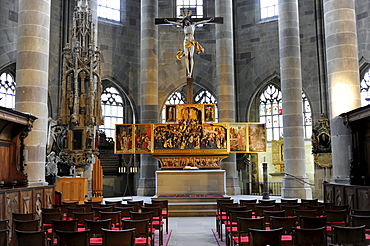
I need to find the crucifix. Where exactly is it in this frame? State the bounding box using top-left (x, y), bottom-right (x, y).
top-left (156, 11), bottom-right (223, 104)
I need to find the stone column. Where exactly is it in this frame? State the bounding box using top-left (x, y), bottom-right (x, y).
top-left (16, 0), bottom-right (51, 185)
top-left (137, 0), bottom-right (158, 196)
top-left (278, 0), bottom-right (312, 198)
top-left (323, 0), bottom-right (360, 184)
top-left (215, 0), bottom-right (240, 195)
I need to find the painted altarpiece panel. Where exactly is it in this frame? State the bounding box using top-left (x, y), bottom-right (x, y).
top-left (114, 124), bottom-right (134, 154)
top-left (229, 123), bottom-right (248, 152)
top-left (134, 124), bottom-right (153, 154)
top-left (248, 123), bottom-right (267, 153)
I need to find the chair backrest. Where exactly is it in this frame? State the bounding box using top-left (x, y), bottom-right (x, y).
top-left (217, 199), bottom-right (234, 214)
top-left (127, 200), bottom-right (144, 212)
top-left (66, 207), bottom-right (85, 219)
top-left (122, 219), bottom-right (150, 243)
top-left (102, 228), bottom-right (136, 246)
top-left (52, 204), bottom-right (69, 215)
top-left (0, 229), bottom-right (9, 246)
top-left (85, 219), bottom-right (112, 237)
top-left (229, 210), bottom-right (253, 224)
top-left (42, 208), bottom-right (61, 214)
top-left (237, 217), bottom-right (265, 233)
top-left (41, 212), bottom-right (63, 229)
top-left (263, 210), bottom-right (286, 223)
top-left (280, 198), bottom-right (298, 205)
top-left (280, 205), bottom-right (300, 217)
top-left (351, 209), bottom-right (370, 216)
top-left (332, 225), bottom-right (366, 245)
top-left (0, 220), bottom-right (9, 230)
top-left (323, 209), bottom-right (348, 225)
top-left (92, 206), bottom-right (114, 218)
top-left (76, 204), bottom-right (93, 212)
top-left (330, 204), bottom-right (349, 212)
top-left (300, 216), bottom-right (327, 229)
top-left (292, 227), bottom-right (326, 246)
top-left (15, 229), bottom-right (47, 246)
top-left (129, 211), bottom-right (153, 222)
top-left (13, 219), bottom-right (40, 231)
top-left (249, 227), bottom-right (282, 246)
top-left (254, 205), bottom-right (275, 217)
top-left (62, 201), bottom-right (78, 207)
top-left (99, 211), bottom-right (122, 229)
top-left (258, 199), bottom-right (276, 205)
top-left (141, 206), bottom-right (162, 220)
top-left (350, 214), bottom-right (370, 229)
top-left (56, 229), bottom-right (90, 246)
top-left (270, 216), bottom-right (297, 235)
top-left (115, 206), bottom-right (135, 218)
top-left (300, 199), bottom-right (318, 206)
top-left (73, 212), bottom-right (94, 226)
top-left (151, 200), bottom-right (169, 212)
top-left (104, 200), bottom-right (123, 207)
top-left (293, 209), bottom-right (317, 225)
top-left (305, 205), bottom-right (324, 216)
top-left (239, 199), bottom-right (258, 204)
top-left (12, 213), bottom-right (34, 221)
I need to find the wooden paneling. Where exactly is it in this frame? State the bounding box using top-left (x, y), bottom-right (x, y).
top-left (324, 183), bottom-right (370, 210)
top-left (20, 189), bottom-right (32, 213)
top-left (55, 177), bottom-right (88, 203)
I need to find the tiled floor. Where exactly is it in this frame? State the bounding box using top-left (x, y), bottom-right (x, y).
top-left (168, 216), bottom-right (218, 245)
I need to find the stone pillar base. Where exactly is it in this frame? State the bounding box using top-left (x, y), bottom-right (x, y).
top-left (282, 176), bottom-right (312, 199)
top-left (137, 177), bottom-right (156, 196)
top-left (226, 177), bottom-right (241, 195)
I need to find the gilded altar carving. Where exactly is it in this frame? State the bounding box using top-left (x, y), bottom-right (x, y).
top-left (311, 114), bottom-right (332, 168)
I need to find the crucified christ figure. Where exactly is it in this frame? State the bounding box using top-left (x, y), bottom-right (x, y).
top-left (165, 16), bottom-right (214, 78)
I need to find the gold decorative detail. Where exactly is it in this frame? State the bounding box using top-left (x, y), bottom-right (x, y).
top-left (314, 153), bottom-right (332, 168)
top-left (272, 137), bottom-right (284, 173)
top-left (311, 114), bottom-right (332, 167)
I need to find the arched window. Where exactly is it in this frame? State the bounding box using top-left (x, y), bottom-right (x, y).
top-left (360, 68), bottom-right (370, 106)
top-left (162, 85), bottom-right (217, 122)
top-left (100, 86), bottom-right (124, 138)
top-left (98, 0), bottom-right (120, 22)
top-left (0, 72), bottom-right (16, 109)
top-left (260, 0), bottom-right (278, 20)
top-left (176, 0), bottom-right (204, 18)
top-left (259, 84), bottom-right (312, 141)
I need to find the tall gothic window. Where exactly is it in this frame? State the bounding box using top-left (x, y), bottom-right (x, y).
top-left (162, 85), bottom-right (217, 122)
top-left (98, 0), bottom-right (120, 22)
top-left (100, 86), bottom-right (124, 138)
top-left (360, 68), bottom-right (370, 106)
top-left (259, 84), bottom-right (312, 141)
top-left (260, 0), bottom-right (278, 20)
top-left (176, 0), bottom-right (204, 18)
top-left (0, 72), bottom-right (16, 109)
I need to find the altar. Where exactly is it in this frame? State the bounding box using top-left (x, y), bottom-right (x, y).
top-left (155, 170), bottom-right (226, 196)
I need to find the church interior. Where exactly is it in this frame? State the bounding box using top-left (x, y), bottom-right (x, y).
top-left (2, 0), bottom-right (370, 245)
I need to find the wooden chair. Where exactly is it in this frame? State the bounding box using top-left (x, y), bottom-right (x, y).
top-left (280, 198), bottom-right (298, 205)
top-left (263, 210), bottom-right (286, 225)
top-left (101, 228), bottom-right (136, 246)
top-left (13, 219), bottom-right (40, 231)
top-left (226, 210), bottom-right (253, 246)
top-left (129, 211), bottom-right (155, 245)
top-left (300, 199), bottom-right (318, 206)
top-left (92, 206), bottom-right (114, 219)
top-left (323, 209), bottom-right (348, 228)
top-left (12, 212), bottom-right (34, 221)
top-left (258, 199), bottom-right (276, 205)
top-left (239, 199), bottom-right (258, 204)
top-left (99, 211), bottom-right (122, 229)
top-left (151, 199), bottom-right (169, 234)
top-left (317, 202), bottom-right (334, 210)
top-left (141, 206), bottom-right (164, 246)
top-left (115, 206), bottom-right (135, 220)
top-left (270, 216), bottom-right (297, 235)
top-left (231, 216), bottom-right (265, 246)
top-left (332, 225), bottom-right (366, 246)
top-left (52, 204), bottom-right (69, 216)
top-left (55, 229), bottom-right (90, 246)
top-left (299, 216), bottom-right (327, 229)
top-left (84, 218), bottom-right (112, 238)
top-left (50, 219), bottom-right (78, 245)
top-left (66, 207), bottom-right (85, 219)
top-left (216, 199), bottom-right (235, 237)
top-left (41, 212), bottom-right (63, 231)
top-left (104, 200), bottom-right (123, 207)
top-left (350, 214), bottom-right (370, 230)
top-left (280, 205), bottom-right (300, 217)
top-left (0, 228), bottom-right (9, 246)
top-left (249, 227), bottom-right (283, 246)
top-left (127, 200), bottom-right (144, 212)
top-left (72, 212), bottom-right (94, 227)
top-left (76, 203), bottom-right (93, 212)
top-left (351, 209), bottom-right (370, 216)
top-left (254, 205), bottom-right (275, 217)
top-left (122, 219), bottom-right (152, 246)
top-left (218, 202), bottom-right (238, 240)
top-left (293, 209), bottom-right (317, 225)
top-left (62, 201), bottom-right (79, 207)
top-left (42, 208), bottom-right (61, 214)
top-left (0, 220), bottom-right (9, 230)
top-left (292, 227), bottom-right (326, 246)
top-left (15, 229), bottom-right (47, 246)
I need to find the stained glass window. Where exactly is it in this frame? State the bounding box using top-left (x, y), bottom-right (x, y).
top-left (259, 84), bottom-right (312, 141)
top-left (98, 0), bottom-right (120, 22)
top-left (260, 0), bottom-right (278, 20)
top-left (100, 86), bottom-right (124, 138)
top-left (0, 72), bottom-right (16, 109)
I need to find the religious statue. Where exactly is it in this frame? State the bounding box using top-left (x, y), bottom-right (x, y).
top-left (165, 15), bottom-right (214, 78)
top-left (46, 151), bottom-right (59, 177)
